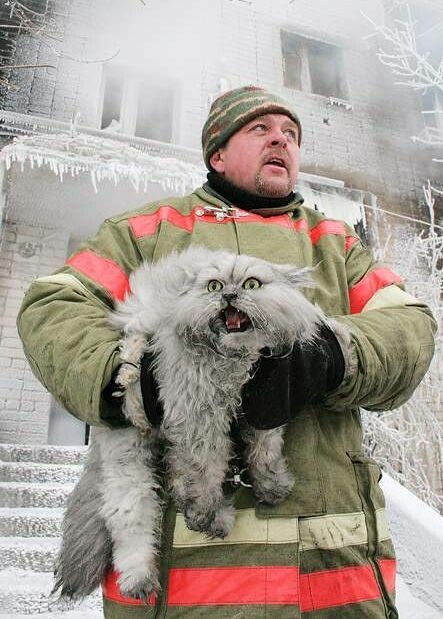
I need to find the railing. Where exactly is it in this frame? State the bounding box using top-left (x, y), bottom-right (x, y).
top-left (0, 110), bottom-right (204, 166)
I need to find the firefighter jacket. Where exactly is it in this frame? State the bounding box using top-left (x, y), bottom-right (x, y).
top-left (17, 186), bottom-right (436, 618)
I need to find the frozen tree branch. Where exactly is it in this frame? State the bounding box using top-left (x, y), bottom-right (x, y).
top-left (364, 190), bottom-right (443, 512)
top-left (363, 7), bottom-right (443, 93)
top-left (0, 0), bottom-right (120, 93)
top-left (363, 7), bottom-right (442, 510)
top-left (363, 3), bottom-right (443, 152)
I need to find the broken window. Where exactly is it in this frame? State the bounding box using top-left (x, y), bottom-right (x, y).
top-left (101, 68), bottom-right (123, 131)
top-left (100, 65), bottom-right (175, 143)
top-left (281, 31), bottom-right (348, 100)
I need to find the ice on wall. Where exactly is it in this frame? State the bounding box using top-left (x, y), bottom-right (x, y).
top-left (0, 132), bottom-right (206, 195)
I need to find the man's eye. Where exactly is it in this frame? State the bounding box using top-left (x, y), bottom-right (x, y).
top-left (284, 128), bottom-right (297, 140)
top-left (207, 280), bottom-right (224, 292)
top-left (242, 277), bottom-right (262, 290)
top-left (252, 123), bottom-right (267, 132)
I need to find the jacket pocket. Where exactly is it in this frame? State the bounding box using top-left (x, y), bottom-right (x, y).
top-left (347, 452), bottom-right (398, 618)
top-left (347, 452), bottom-right (385, 513)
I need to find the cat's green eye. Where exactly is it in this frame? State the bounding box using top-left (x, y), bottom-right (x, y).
top-left (243, 277), bottom-right (262, 290)
top-left (207, 279), bottom-right (224, 292)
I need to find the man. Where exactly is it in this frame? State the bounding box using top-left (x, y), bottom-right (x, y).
top-left (17, 86), bottom-right (436, 618)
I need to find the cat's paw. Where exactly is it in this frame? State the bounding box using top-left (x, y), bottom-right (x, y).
top-left (118, 568), bottom-right (159, 601)
top-left (253, 470), bottom-right (294, 505)
top-left (184, 502), bottom-right (235, 539)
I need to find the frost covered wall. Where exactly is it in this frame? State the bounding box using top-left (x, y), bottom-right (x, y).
top-left (0, 219), bottom-right (69, 444)
top-left (1, 0), bottom-right (441, 215)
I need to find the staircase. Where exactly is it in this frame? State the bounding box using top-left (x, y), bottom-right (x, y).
top-left (0, 444), bottom-right (101, 617)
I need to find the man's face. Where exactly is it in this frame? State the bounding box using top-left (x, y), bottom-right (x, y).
top-left (210, 113), bottom-right (300, 198)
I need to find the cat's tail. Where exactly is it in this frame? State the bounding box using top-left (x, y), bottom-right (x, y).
top-left (52, 443), bottom-right (112, 601)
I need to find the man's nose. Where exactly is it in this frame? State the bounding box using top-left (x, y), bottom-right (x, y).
top-left (269, 127), bottom-right (288, 147)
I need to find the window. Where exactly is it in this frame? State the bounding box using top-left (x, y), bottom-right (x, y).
top-left (100, 65), bottom-right (176, 143)
top-left (281, 31), bottom-right (348, 100)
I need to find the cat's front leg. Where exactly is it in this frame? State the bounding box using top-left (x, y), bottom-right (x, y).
top-left (166, 424), bottom-right (235, 538)
top-left (240, 422), bottom-right (294, 505)
top-left (96, 427), bottom-right (162, 599)
top-left (183, 496), bottom-right (236, 539)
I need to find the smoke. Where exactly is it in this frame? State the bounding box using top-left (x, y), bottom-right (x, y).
top-left (88, 0), bottom-right (220, 82)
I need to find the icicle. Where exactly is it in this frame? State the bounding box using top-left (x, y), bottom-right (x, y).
top-left (90, 169), bottom-right (98, 193)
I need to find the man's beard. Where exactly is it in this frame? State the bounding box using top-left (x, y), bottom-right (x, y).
top-left (254, 171), bottom-right (293, 198)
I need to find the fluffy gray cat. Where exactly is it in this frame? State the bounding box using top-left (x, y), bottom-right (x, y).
top-left (54, 246), bottom-right (330, 602)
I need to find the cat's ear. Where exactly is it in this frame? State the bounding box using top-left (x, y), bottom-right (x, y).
top-left (272, 264), bottom-right (317, 288)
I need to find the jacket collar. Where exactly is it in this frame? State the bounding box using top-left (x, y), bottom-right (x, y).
top-left (197, 173), bottom-right (304, 218)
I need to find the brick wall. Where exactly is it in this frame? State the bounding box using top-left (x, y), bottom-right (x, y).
top-left (0, 221), bottom-right (69, 444)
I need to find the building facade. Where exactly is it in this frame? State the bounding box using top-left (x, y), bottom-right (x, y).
top-left (0, 0), bottom-right (441, 445)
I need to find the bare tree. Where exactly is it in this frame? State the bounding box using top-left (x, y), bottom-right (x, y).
top-left (363, 2), bottom-right (443, 511)
top-left (0, 0), bottom-right (119, 95)
top-left (364, 1), bottom-right (443, 158)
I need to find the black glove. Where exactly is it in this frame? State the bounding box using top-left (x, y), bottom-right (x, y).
top-left (139, 351), bottom-right (164, 427)
top-left (103, 351), bottom-right (164, 427)
top-left (241, 324), bottom-right (346, 430)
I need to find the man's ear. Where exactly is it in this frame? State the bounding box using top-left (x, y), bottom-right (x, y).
top-left (209, 149), bottom-right (225, 174)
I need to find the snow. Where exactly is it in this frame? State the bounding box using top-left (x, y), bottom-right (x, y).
top-left (381, 474), bottom-right (443, 614)
top-left (396, 575), bottom-right (443, 619)
top-left (0, 568), bottom-right (101, 616)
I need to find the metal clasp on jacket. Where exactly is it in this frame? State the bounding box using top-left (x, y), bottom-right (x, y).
top-left (200, 205), bottom-right (249, 221)
top-left (225, 465), bottom-right (252, 488)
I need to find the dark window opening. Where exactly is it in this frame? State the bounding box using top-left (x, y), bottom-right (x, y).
top-left (307, 40), bottom-right (346, 99)
top-left (100, 66), bottom-right (175, 142)
top-left (101, 69), bottom-right (123, 130)
top-left (281, 30), bottom-right (348, 100)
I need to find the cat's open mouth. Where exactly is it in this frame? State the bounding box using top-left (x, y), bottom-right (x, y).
top-left (223, 305), bottom-right (252, 333)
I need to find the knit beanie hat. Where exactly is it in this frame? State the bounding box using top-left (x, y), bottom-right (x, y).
top-left (202, 85), bottom-right (302, 170)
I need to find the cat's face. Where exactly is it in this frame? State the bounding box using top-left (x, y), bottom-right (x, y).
top-left (161, 248), bottom-right (320, 354)
top-left (114, 246), bottom-right (322, 356)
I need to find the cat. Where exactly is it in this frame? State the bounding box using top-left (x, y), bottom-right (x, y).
top-left (54, 245), bottom-right (328, 601)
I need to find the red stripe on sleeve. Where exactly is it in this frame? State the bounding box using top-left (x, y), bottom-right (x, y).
top-left (345, 235), bottom-right (359, 252)
top-left (349, 267), bottom-right (403, 314)
top-left (66, 249), bottom-right (130, 301)
top-left (310, 220), bottom-right (346, 245)
top-left (292, 218), bottom-right (309, 232)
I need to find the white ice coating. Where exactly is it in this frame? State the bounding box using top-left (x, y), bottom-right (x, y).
top-left (0, 132), bottom-right (206, 195)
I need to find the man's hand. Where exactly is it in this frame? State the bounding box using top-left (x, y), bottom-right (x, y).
top-left (103, 350), bottom-right (164, 427)
top-left (241, 324), bottom-right (346, 430)
top-left (139, 351), bottom-right (164, 427)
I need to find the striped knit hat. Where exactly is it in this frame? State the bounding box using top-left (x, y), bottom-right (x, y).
top-left (202, 85), bottom-right (302, 170)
